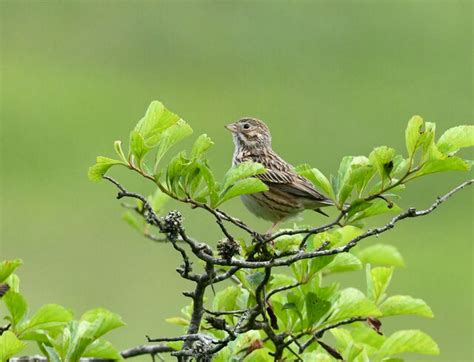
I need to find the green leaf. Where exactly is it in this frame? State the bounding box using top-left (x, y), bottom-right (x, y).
top-left (148, 188), bottom-right (170, 214)
top-left (155, 119), bottom-right (193, 168)
top-left (296, 164), bottom-right (334, 198)
top-left (113, 140), bottom-right (128, 163)
top-left (437, 125), bottom-right (474, 155)
top-left (369, 146), bottom-right (396, 185)
top-left (308, 255), bottom-right (336, 278)
top-left (3, 290), bottom-right (28, 328)
top-left (405, 115), bottom-right (424, 157)
top-left (367, 266), bottom-right (393, 304)
top-left (379, 295), bottom-right (433, 318)
top-left (328, 288), bottom-right (381, 323)
top-left (414, 156), bottom-right (470, 177)
top-left (217, 178), bottom-right (268, 206)
top-left (221, 161), bottom-right (266, 191)
top-left (191, 134), bottom-right (214, 159)
top-left (83, 339), bottom-right (123, 360)
top-left (213, 286), bottom-right (249, 313)
top-left (246, 271), bottom-right (266, 290)
top-left (88, 156), bottom-right (124, 181)
top-left (356, 244), bottom-right (405, 268)
top-left (0, 259), bottom-right (22, 283)
top-left (0, 331), bottom-right (26, 360)
top-left (122, 211), bottom-right (143, 232)
top-left (305, 292), bottom-right (331, 328)
top-left (129, 130), bottom-right (150, 165)
top-left (64, 320), bottom-right (98, 361)
top-left (196, 161), bottom-right (218, 206)
top-left (324, 253), bottom-right (362, 274)
top-left (165, 317), bottom-right (190, 327)
top-left (18, 304), bottom-right (73, 340)
top-left (134, 101), bottom-right (180, 146)
top-left (81, 308), bottom-right (125, 339)
top-left (378, 330), bottom-right (439, 357)
top-left (349, 199), bottom-right (401, 222)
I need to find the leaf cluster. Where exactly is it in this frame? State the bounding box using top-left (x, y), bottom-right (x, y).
top-left (0, 259), bottom-right (125, 361)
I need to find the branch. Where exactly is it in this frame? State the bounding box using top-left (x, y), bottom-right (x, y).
top-left (299, 317), bottom-right (367, 353)
top-left (178, 179), bottom-right (473, 269)
top-left (121, 344), bottom-right (175, 359)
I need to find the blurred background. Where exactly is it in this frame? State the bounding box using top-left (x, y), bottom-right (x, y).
top-left (1, 1), bottom-right (472, 361)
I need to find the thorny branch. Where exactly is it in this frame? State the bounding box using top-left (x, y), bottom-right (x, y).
top-left (104, 177), bottom-right (473, 361)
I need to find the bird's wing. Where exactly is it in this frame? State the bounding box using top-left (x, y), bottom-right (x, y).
top-left (255, 152), bottom-right (333, 205)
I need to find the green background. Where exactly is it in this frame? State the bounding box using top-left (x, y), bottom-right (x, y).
top-left (1, 1), bottom-right (472, 361)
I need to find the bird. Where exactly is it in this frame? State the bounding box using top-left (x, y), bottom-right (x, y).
top-left (225, 117), bottom-right (334, 234)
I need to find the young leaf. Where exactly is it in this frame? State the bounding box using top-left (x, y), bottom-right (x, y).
top-left (0, 331), bottom-right (26, 361)
top-left (369, 146), bottom-right (396, 185)
top-left (349, 199), bottom-right (401, 223)
top-left (83, 339), bottom-right (123, 360)
top-left (305, 292), bottom-right (331, 328)
top-left (134, 101), bottom-right (180, 146)
top-left (88, 156), bottom-right (125, 181)
top-left (81, 308), bottom-right (126, 339)
top-left (379, 295), bottom-right (433, 318)
top-left (165, 317), bottom-right (190, 327)
top-left (217, 178), bottom-right (268, 206)
top-left (191, 134), bottom-right (214, 159)
top-left (0, 259), bottom-right (22, 283)
top-left (148, 188), bottom-right (170, 214)
top-left (17, 304), bottom-right (73, 340)
top-left (221, 161), bottom-right (266, 191)
top-left (328, 288), bottom-right (381, 323)
top-left (367, 266), bottom-right (393, 304)
top-left (324, 253), bottom-right (362, 274)
top-left (356, 244), bottom-right (405, 268)
top-left (437, 125), bottom-right (474, 155)
top-left (113, 140), bottom-right (128, 163)
top-left (129, 130), bottom-right (150, 166)
top-left (414, 156), bottom-right (470, 177)
top-left (122, 211), bottom-right (143, 232)
top-left (296, 164), bottom-right (334, 198)
top-left (405, 115), bottom-right (424, 157)
top-left (378, 330), bottom-right (439, 357)
top-left (3, 290), bottom-right (28, 328)
top-left (155, 119), bottom-right (193, 168)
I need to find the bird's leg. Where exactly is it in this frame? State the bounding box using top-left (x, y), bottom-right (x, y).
top-left (265, 220), bottom-right (283, 243)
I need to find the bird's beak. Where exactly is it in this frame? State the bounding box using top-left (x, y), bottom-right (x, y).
top-left (225, 123), bottom-right (237, 132)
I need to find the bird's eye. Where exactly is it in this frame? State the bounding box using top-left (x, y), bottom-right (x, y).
top-left (243, 123), bottom-right (250, 130)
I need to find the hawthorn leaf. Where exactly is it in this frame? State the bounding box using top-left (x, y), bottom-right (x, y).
top-left (3, 290), bottom-right (28, 328)
top-left (305, 292), bottom-right (331, 328)
top-left (296, 164), bottom-right (334, 198)
top-left (437, 125), bottom-right (474, 155)
top-left (83, 339), bottom-right (123, 360)
top-left (221, 161), bottom-right (266, 191)
top-left (367, 266), bottom-right (393, 304)
top-left (324, 253), bottom-right (362, 274)
top-left (379, 295), bottom-right (433, 318)
top-left (328, 288), bottom-right (381, 323)
top-left (191, 134), bottom-right (214, 159)
top-left (218, 178), bottom-right (268, 206)
top-left (369, 147), bottom-right (396, 185)
top-left (378, 330), bottom-right (439, 357)
top-left (0, 331), bottom-right (26, 361)
top-left (18, 304), bottom-right (73, 340)
top-left (88, 156), bottom-right (124, 181)
top-left (155, 119), bottom-right (193, 167)
top-left (356, 244), bottom-right (405, 268)
top-left (81, 308), bottom-right (125, 339)
top-left (134, 101), bottom-right (180, 146)
top-left (405, 115), bottom-right (424, 157)
top-left (0, 259), bottom-right (22, 283)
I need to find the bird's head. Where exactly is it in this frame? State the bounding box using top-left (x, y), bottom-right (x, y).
top-left (225, 117), bottom-right (272, 150)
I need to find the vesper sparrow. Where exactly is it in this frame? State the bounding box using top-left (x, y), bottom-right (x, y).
top-left (226, 118), bottom-right (334, 233)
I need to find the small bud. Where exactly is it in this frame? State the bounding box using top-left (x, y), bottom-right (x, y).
top-left (217, 238), bottom-right (241, 261)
